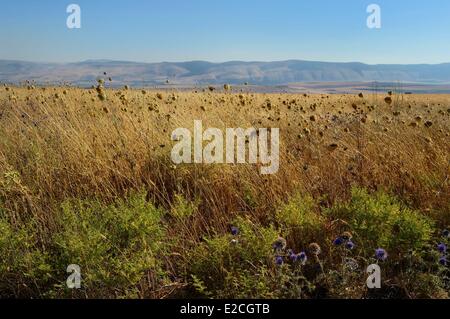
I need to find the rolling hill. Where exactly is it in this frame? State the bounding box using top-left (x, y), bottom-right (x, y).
top-left (1, 59), bottom-right (450, 87)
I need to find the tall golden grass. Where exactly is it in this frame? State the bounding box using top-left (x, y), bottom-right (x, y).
top-left (1, 86), bottom-right (448, 226)
top-left (0, 85), bottom-right (449, 298)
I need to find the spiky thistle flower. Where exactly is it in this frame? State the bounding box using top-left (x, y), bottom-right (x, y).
top-left (275, 256), bottom-right (284, 266)
top-left (437, 243), bottom-right (447, 254)
top-left (297, 252), bottom-right (307, 265)
top-left (309, 243), bottom-right (321, 256)
top-left (375, 248), bottom-right (388, 261)
top-left (439, 256), bottom-right (448, 266)
top-left (272, 237), bottom-right (287, 252)
top-left (333, 237), bottom-right (344, 246)
top-left (346, 241), bottom-right (355, 250)
top-left (341, 231), bottom-right (353, 241)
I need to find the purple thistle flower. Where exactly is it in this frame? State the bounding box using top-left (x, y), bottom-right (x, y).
top-left (275, 256), bottom-right (284, 266)
top-left (297, 252), bottom-right (307, 265)
top-left (231, 226), bottom-right (239, 236)
top-left (375, 248), bottom-right (388, 261)
top-left (272, 237), bottom-right (287, 251)
top-left (346, 241), bottom-right (355, 250)
top-left (443, 229), bottom-right (450, 238)
top-left (290, 253), bottom-right (298, 262)
top-left (333, 237), bottom-right (344, 246)
top-left (437, 243), bottom-right (447, 254)
top-left (439, 256), bottom-right (448, 267)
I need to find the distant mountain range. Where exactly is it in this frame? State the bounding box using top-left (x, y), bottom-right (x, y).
top-left (1, 59), bottom-right (450, 87)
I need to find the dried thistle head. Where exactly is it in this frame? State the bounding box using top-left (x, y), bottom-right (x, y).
top-left (384, 96), bottom-right (392, 105)
top-left (341, 231), bottom-right (353, 241)
top-left (308, 243), bottom-right (321, 256)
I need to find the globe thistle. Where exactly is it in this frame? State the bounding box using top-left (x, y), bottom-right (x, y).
top-left (333, 237), bottom-right (344, 246)
top-left (443, 229), bottom-right (450, 238)
top-left (272, 237), bottom-right (287, 252)
top-left (345, 241), bottom-right (355, 250)
top-left (287, 249), bottom-right (295, 259)
top-left (231, 226), bottom-right (239, 236)
top-left (309, 243), bottom-right (321, 256)
top-left (341, 231), bottom-right (353, 241)
top-left (275, 256), bottom-right (284, 266)
top-left (437, 243), bottom-right (447, 254)
top-left (297, 252), bottom-right (307, 265)
top-left (384, 96), bottom-right (392, 105)
top-left (344, 257), bottom-right (359, 271)
top-left (439, 256), bottom-right (448, 267)
top-left (289, 251), bottom-right (298, 262)
top-left (375, 248), bottom-right (388, 261)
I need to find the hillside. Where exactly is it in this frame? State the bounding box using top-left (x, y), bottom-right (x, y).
top-left (1, 59), bottom-right (450, 87)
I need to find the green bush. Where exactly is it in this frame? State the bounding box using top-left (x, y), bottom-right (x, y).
top-left (276, 194), bottom-right (326, 246)
top-left (0, 214), bottom-right (52, 297)
top-left (188, 216), bottom-right (280, 298)
top-left (170, 194), bottom-right (198, 219)
top-left (324, 188), bottom-right (434, 255)
top-left (0, 187), bottom-right (447, 299)
top-left (53, 192), bottom-right (168, 298)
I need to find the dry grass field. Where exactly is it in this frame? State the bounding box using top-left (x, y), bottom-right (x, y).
top-left (0, 83), bottom-right (449, 298)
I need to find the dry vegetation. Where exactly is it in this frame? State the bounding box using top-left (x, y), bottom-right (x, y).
top-left (0, 83), bottom-right (449, 298)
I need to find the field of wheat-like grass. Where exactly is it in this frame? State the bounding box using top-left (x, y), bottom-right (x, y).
top-left (0, 84), bottom-right (449, 298)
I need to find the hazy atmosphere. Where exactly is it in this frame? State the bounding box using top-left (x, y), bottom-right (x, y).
top-left (1, 0), bottom-right (450, 64)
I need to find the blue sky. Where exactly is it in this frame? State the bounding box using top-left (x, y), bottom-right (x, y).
top-left (0, 0), bottom-right (449, 64)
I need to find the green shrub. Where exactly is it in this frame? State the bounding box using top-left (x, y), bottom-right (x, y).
top-left (276, 194), bottom-right (325, 246)
top-left (325, 188), bottom-right (434, 255)
top-left (170, 194), bottom-right (198, 219)
top-left (188, 216), bottom-right (280, 298)
top-left (53, 192), bottom-right (167, 297)
top-left (0, 214), bottom-right (51, 297)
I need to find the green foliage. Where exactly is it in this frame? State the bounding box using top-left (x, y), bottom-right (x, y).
top-left (188, 216), bottom-right (280, 298)
top-left (325, 188), bottom-right (434, 254)
top-left (0, 216), bottom-right (52, 297)
top-left (170, 194), bottom-right (198, 219)
top-left (53, 192), bottom-right (167, 297)
top-left (276, 194), bottom-right (325, 245)
top-left (186, 215), bottom-right (324, 298)
top-left (0, 187), bottom-right (447, 299)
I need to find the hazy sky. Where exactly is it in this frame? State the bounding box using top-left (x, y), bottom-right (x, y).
top-left (1, 0), bottom-right (449, 64)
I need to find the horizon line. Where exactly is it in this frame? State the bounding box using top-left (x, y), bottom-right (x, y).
top-left (1, 58), bottom-right (450, 66)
